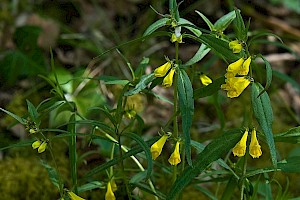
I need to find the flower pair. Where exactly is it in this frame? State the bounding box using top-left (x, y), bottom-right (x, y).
top-left (150, 134), bottom-right (181, 166)
top-left (221, 57), bottom-right (251, 98)
top-left (232, 128), bottom-right (262, 158)
top-left (171, 26), bottom-right (183, 43)
top-left (32, 140), bottom-right (47, 153)
top-left (154, 61), bottom-right (176, 88)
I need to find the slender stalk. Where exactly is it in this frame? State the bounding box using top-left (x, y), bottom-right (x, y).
top-left (117, 129), bottom-right (132, 200)
top-left (240, 151), bottom-right (248, 200)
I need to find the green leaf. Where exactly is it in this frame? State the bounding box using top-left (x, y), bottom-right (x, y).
top-left (143, 18), bottom-right (169, 36)
top-left (195, 34), bottom-right (239, 62)
top-left (214, 10), bottom-right (236, 31)
top-left (251, 83), bottom-right (277, 167)
top-left (182, 44), bottom-right (210, 67)
top-left (258, 55), bottom-right (272, 95)
top-left (0, 107), bottom-right (26, 124)
top-left (278, 156), bottom-right (300, 173)
top-left (78, 181), bottom-right (103, 193)
top-left (274, 126), bottom-right (300, 143)
top-left (26, 100), bottom-right (40, 126)
top-left (179, 18), bottom-right (202, 37)
top-left (167, 130), bottom-right (243, 200)
top-left (68, 114), bottom-right (78, 193)
top-left (123, 132), bottom-right (152, 179)
top-left (84, 137), bottom-right (158, 179)
top-left (124, 73), bottom-right (156, 96)
top-left (191, 140), bottom-right (239, 179)
top-left (177, 69), bottom-right (194, 166)
top-left (195, 11), bottom-right (214, 31)
top-left (40, 160), bottom-right (61, 190)
top-left (96, 75), bottom-right (129, 85)
top-left (135, 57), bottom-right (150, 78)
top-left (194, 76), bottom-right (225, 99)
top-left (169, 0), bottom-right (180, 21)
top-left (234, 9), bottom-right (247, 41)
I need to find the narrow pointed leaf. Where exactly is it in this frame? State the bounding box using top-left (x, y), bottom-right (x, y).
top-left (123, 132), bottom-right (153, 179)
top-left (0, 107), bottom-right (26, 124)
top-left (177, 69), bottom-right (194, 166)
top-left (68, 114), bottom-right (78, 193)
top-left (214, 10), bottom-right (236, 31)
top-left (124, 73), bottom-right (155, 96)
top-left (143, 18), bottom-right (169, 36)
top-left (195, 11), bottom-right (214, 31)
top-left (251, 83), bottom-right (277, 167)
top-left (182, 44), bottom-right (210, 67)
top-left (179, 18), bottom-right (202, 37)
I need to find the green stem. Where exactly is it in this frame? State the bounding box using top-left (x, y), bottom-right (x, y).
top-left (240, 152), bottom-right (248, 200)
top-left (117, 133), bottom-right (132, 200)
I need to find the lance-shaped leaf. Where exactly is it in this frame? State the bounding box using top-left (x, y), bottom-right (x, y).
top-left (124, 73), bottom-right (156, 96)
top-left (214, 10), bottom-right (236, 32)
top-left (182, 44), bottom-right (210, 67)
top-left (167, 130), bottom-right (243, 200)
top-left (251, 83), bottom-right (277, 167)
top-left (178, 18), bottom-right (202, 37)
top-left (194, 76), bottom-right (225, 99)
top-left (177, 69), bottom-right (194, 166)
top-left (143, 18), bottom-right (169, 36)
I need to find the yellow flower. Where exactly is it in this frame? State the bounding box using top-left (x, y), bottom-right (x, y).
top-left (154, 62), bottom-right (172, 77)
top-left (162, 68), bottom-right (175, 88)
top-left (229, 40), bottom-right (243, 53)
top-left (221, 77), bottom-right (250, 98)
top-left (240, 56), bottom-right (251, 76)
top-left (249, 128), bottom-right (262, 158)
top-left (111, 179), bottom-right (117, 192)
top-left (38, 141), bottom-right (47, 153)
top-left (232, 129), bottom-right (248, 157)
top-left (68, 191), bottom-right (85, 200)
top-left (105, 181), bottom-right (116, 200)
top-left (171, 33), bottom-right (183, 43)
top-left (225, 57), bottom-right (251, 77)
top-left (151, 135), bottom-right (168, 160)
top-left (168, 141), bottom-right (181, 166)
top-left (200, 74), bottom-right (212, 86)
top-left (32, 140), bottom-right (42, 149)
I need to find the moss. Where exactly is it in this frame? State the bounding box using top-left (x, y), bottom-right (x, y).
top-left (0, 157), bottom-right (58, 200)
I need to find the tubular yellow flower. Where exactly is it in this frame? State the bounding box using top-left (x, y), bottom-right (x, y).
top-left (168, 141), bottom-right (181, 166)
top-left (105, 181), bottom-right (116, 200)
top-left (221, 77), bottom-right (250, 98)
top-left (111, 179), bottom-right (117, 192)
top-left (38, 141), bottom-right (47, 153)
top-left (151, 135), bottom-right (168, 160)
top-left (162, 68), bottom-right (175, 88)
top-left (68, 191), bottom-right (86, 200)
top-left (229, 40), bottom-right (243, 53)
top-left (200, 74), bottom-right (212, 86)
top-left (32, 140), bottom-right (42, 149)
top-left (239, 56), bottom-right (251, 75)
top-left (249, 128), bottom-right (262, 158)
top-left (232, 129), bottom-right (248, 157)
top-left (154, 62), bottom-right (172, 77)
top-left (226, 58), bottom-right (244, 77)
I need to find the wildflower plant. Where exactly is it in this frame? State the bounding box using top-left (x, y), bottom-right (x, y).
top-left (1, 0), bottom-right (300, 200)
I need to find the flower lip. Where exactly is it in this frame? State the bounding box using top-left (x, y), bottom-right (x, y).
top-left (168, 141), bottom-right (181, 166)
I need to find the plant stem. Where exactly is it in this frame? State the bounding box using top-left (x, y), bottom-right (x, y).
top-left (117, 131), bottom-right (132, 200)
